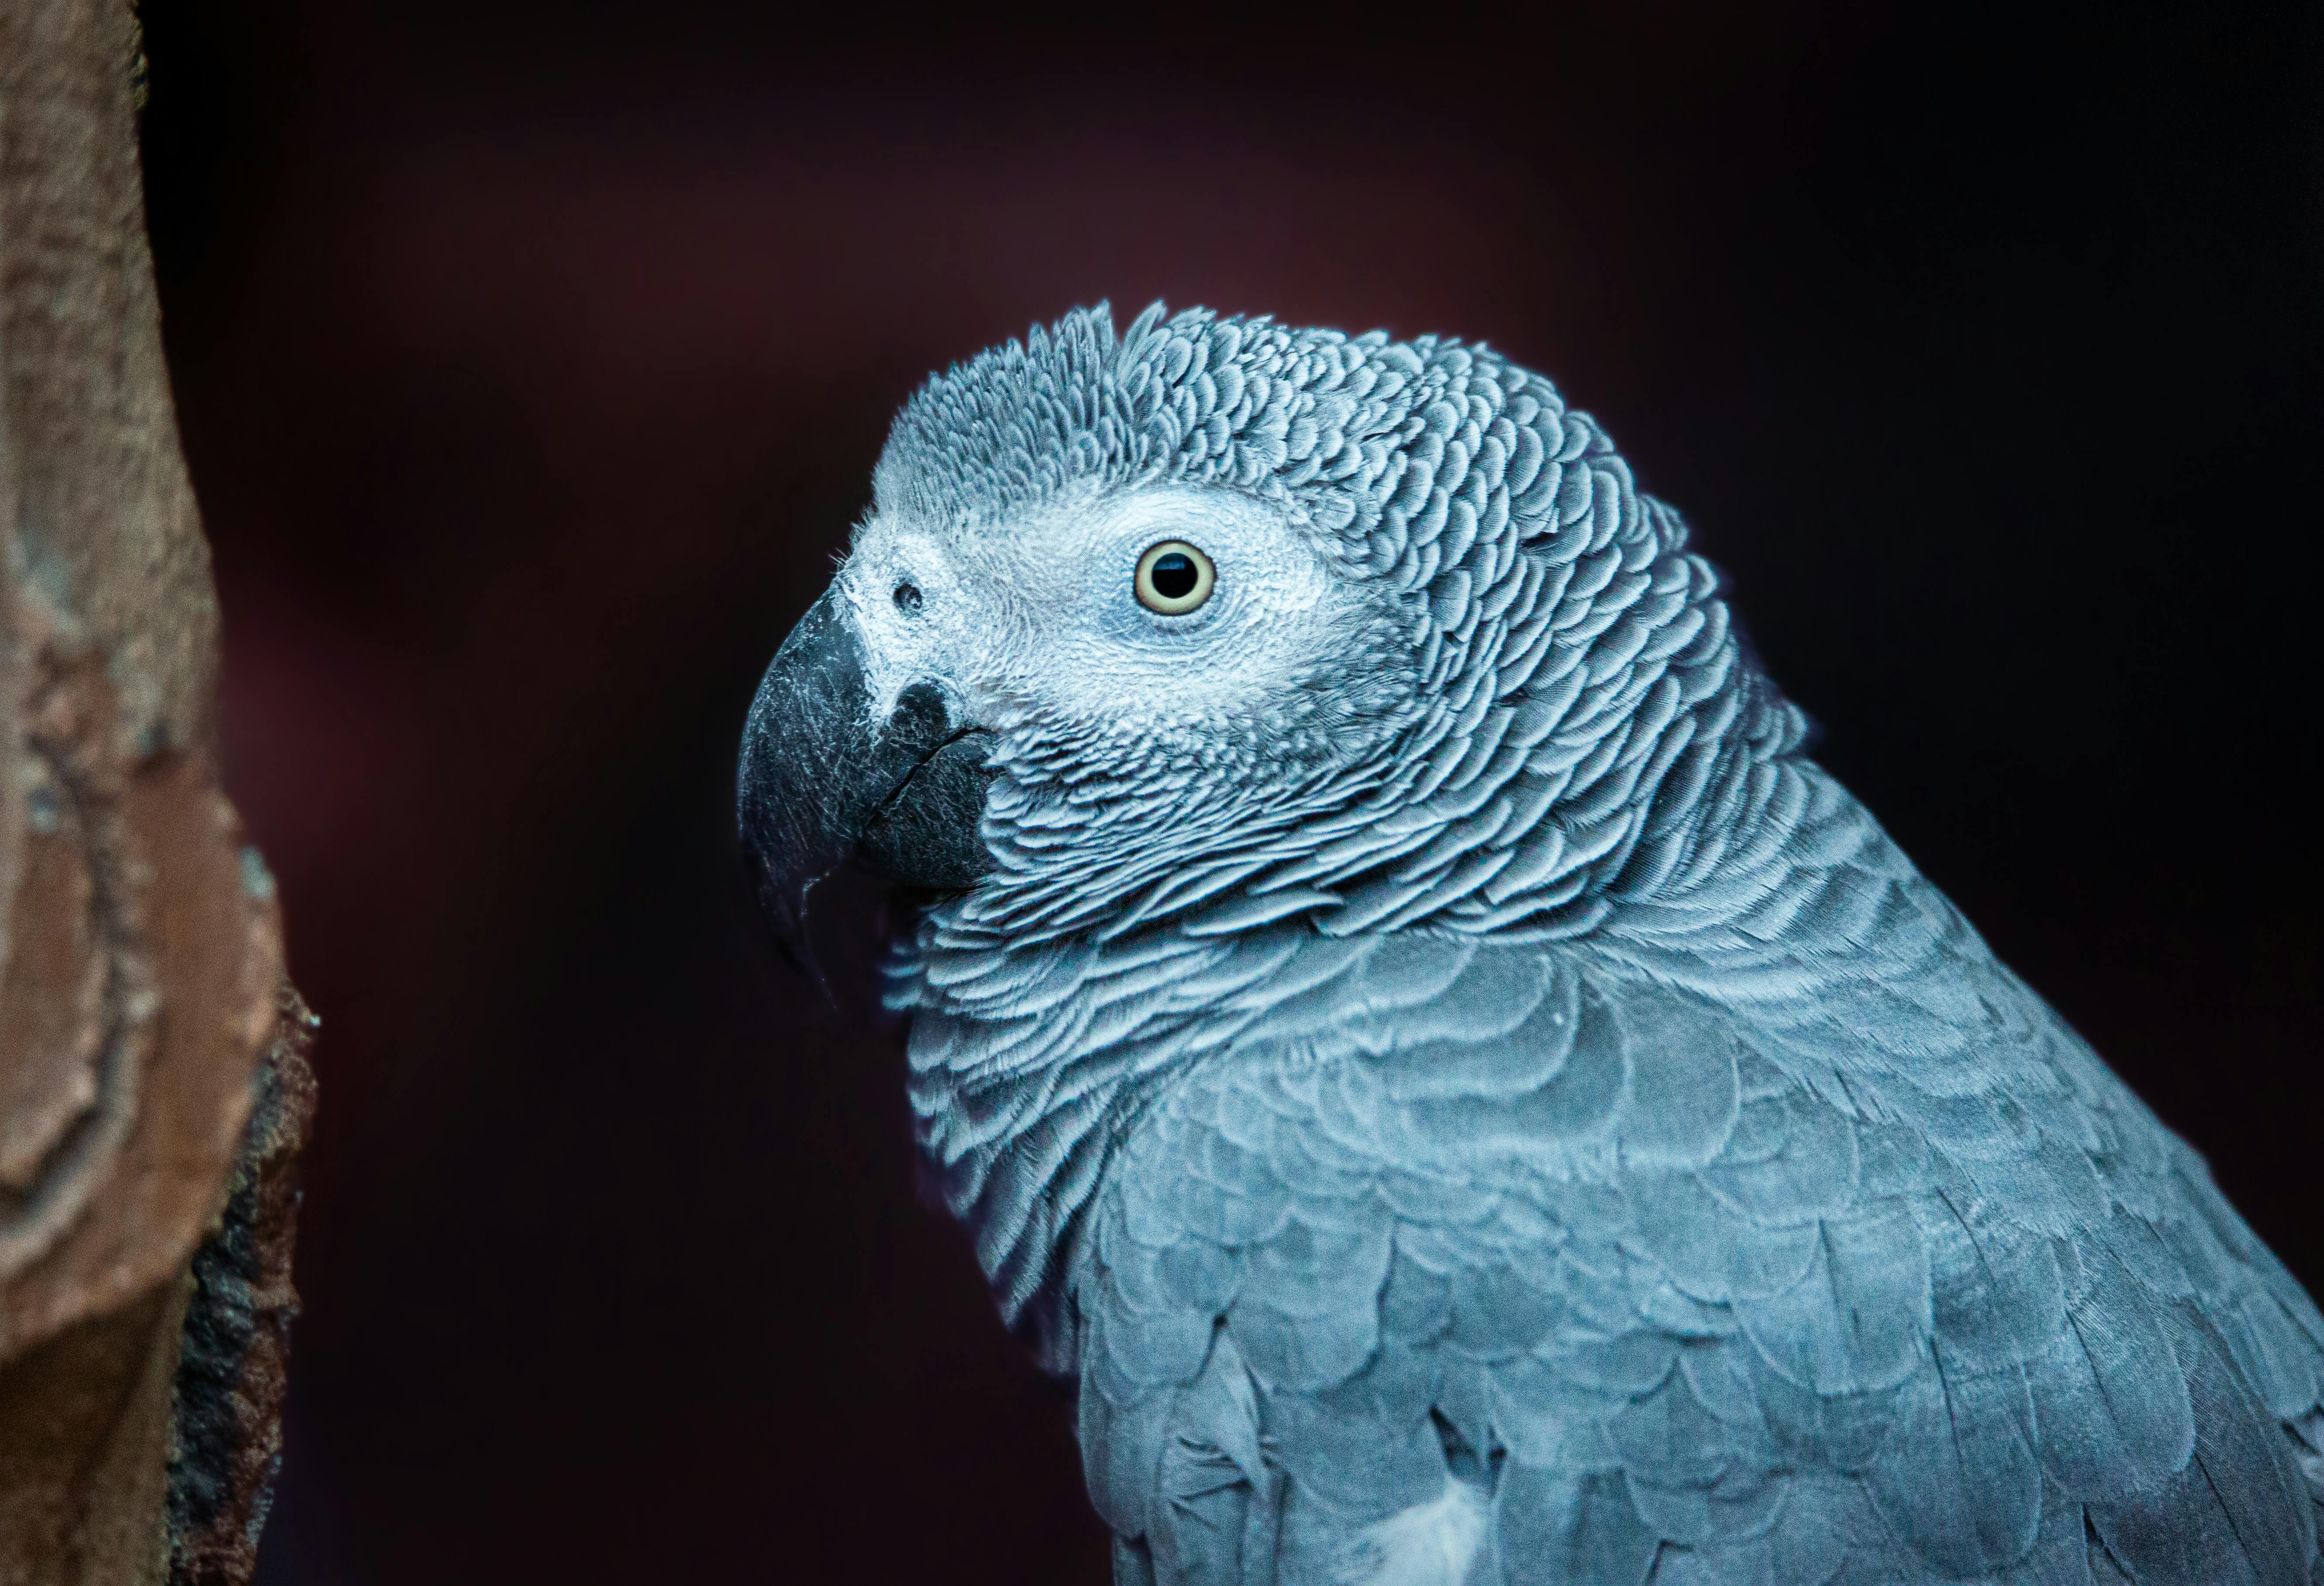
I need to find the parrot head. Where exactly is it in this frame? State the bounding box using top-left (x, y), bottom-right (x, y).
top-left (740, 302), bottom-right (1764, 972)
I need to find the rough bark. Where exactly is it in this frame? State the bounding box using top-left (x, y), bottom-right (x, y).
top-left (0, 1), bottom-right (300, 1581)
top-left (163, 989), bottom-right (315, 1586)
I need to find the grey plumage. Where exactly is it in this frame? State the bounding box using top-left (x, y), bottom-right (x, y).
top-left (742, 302), bottom-right (2324, 1584)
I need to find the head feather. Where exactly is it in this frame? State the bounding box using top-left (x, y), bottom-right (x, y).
top-left (881, 303), bottom-right (1803, 946)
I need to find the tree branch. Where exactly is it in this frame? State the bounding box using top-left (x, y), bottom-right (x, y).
top-left (0, 2), bottom-right (302, 1580)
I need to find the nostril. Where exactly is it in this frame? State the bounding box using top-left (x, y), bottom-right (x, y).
top-left (888, 681), bottom-right (949, 740)
top-left (893, 581), bottom-right (922, 614)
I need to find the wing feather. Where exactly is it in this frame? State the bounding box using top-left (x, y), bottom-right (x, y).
top-left (1073, 931), bottom-right (2324, 1584)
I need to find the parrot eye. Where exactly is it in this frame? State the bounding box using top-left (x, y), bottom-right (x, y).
top-left (1134, 540), bottom-right (1215, 616)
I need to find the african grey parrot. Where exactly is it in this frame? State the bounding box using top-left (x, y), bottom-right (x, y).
top-left (738, 303), bottom-right (2324, 1586)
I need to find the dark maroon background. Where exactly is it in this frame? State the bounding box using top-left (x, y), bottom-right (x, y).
top-left (132, 4), bottom-right (2321, 1582)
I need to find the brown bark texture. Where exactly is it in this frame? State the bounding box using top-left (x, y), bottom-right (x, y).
top-left (0, 1), bottom-right (304, 1582)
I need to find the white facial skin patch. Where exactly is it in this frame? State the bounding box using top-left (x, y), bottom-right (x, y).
top-left (839, 484), bottom-right (1399, 759)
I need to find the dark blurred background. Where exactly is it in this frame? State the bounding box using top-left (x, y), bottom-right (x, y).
top-left (130, 3), bottom-right (2322, 1581)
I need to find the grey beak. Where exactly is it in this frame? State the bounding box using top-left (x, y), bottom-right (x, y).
top-left (737, 587), bottom-right (994, 977)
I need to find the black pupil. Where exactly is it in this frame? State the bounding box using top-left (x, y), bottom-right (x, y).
top-left (1150, 553), bottom-right (1197, 600)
